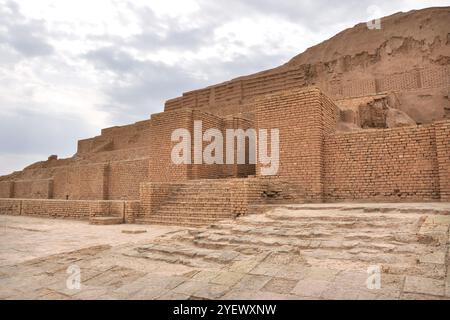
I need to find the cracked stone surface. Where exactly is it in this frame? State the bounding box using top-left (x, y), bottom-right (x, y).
top-left (1, 202), bottom-right (450, 300)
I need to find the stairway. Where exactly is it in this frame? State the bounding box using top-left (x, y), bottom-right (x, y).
top-left (135, 180), bottom-right (238, 227)
top-left (129, 204), bottom-right (450, 283)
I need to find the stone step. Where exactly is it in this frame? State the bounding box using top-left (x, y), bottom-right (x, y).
top-left (129, 243), bottom-right (241, 267)
top-left (190, 226), bottom-right (419, 245)
top-left (89, 216), bottom-right (123, 225)
top-left (154, 212), bottom-right (233, 220)
top-left (272, 205), bottom-right (450, 215)
top-left (229, 217), bottom-right (417, 231)
top-left (134, 216), bottom-right (231, 227)
top-left (159, 201), bottom-right (232, 207)
top-left (179, 230), bottom-right (422, 255)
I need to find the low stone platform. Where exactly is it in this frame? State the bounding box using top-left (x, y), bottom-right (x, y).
top-left (0, 202), bottom-right (449, 299)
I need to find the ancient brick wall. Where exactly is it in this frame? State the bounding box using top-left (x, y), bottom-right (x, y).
top-left (190, 111), bottom-right (227, 180)
top-left (149, 109), bottom-right (256, 182)
top-left (0, 198), bottom-right (137, 221)
top-left (148, 110), bottom-right (193, 182)
top-left (124, 201), bottom-right (140, 223)
top-left (139, 182), bottom-right (182, 219)
top-left (107, 159), bottom-right (149, 200)
top-left (434, 121), bottom-right (450, 201)
top-left (228, 177), bottom-right (266, 216)
top-left (342, 79), bottom-right (377, 98)
top-left (13, 179), bottom-right (53, 199)
top-left (20, 199), bottom-right (92, 220)
top-left (222, 116), bottom-right (256, 178)
top-left (165, 66), bottom-right (449, 116)
top-left (76, 147), bottom-right (152, 163)
top-left (89, 201), bottom-right (125, 221)
top-left (0, 199), bottom-right (21, 215)
top-left (255, 87), bottom-right (339, 201)
top-left (323, 125), bottom-right (441, 201)
top-left (77, 119), bottom-right (152, 154)
top-left (0, 181), bottom-right (14, 198)
top-left (52, 163), bottom-right (107, 200)
top-left (376, 70), bottom-right (421, 92)
top-left (421, 67), bottom-right (450, 88)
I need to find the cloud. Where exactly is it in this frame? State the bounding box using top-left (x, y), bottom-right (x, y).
top-left (0, 1), bottom-right (54, 57)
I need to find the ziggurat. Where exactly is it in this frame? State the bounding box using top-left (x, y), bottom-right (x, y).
top-left (1, 7), bottom-right (449, 226)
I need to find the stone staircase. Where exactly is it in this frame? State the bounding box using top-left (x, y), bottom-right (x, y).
top-left (127, 203), bottom-right (450, 293)
top-left (135, 180), bottom-right (239, 227)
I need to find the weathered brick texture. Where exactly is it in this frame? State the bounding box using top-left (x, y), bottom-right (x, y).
top-left (0, 199), bottom-right (137, 221)
top-left (0, 181), bottom-right (14, 198)
top-left (138, 177), bottom-right (265, 226)
top-left (52, 164), bottom-right (107, 200)
top-left (255, 87), bottom-right (339, 201)
top-left (166, 66), bottom-right (449, 116)
top-left (323, 126), bottom-right (440, 201)
top-left (107, 159), bottom-right (149, 200)
top-left (13, 179), bottom-right (53, 199)
top-left (434, 121), bottom-right (450, 201)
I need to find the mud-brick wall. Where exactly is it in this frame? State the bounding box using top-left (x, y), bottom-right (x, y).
top-left (323, 125), bottom-right (441, 201)
top-left (190, 110), bottom-right (227, 180)
top-left (0, 181), bottom-right (13, 198)
top-left (434, 121), bottom-right (450, 201)
top-left (255, 87), bottom-right (339, 201)
top-left (13, 179), bottom-right (53, 199)
top-left (0, 199), bottom-right (139, 221)
top-left (20, 199), bottom-right (92, 220)
top-left (139, 182), bottom-right (183, 219)
top-left (52, 163), bottom-right (108, 200)
top-left (148, 110), bottom-right (193, 182)
top-left (107, 159), bottom-right (149, 200)
top-left (0, 199), bottom-right (21, 215)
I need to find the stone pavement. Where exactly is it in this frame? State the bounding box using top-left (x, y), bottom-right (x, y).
top-left (0, 203), bottom-right (450, 300)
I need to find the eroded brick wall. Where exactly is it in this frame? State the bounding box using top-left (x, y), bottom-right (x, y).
top-left (190, 111), bottom-right (227, 180)
top-left (21, 200), bottom-right (92, 220)
top-left (148, 110), bottom-right (193, 182)
top-left (0, 199), bottom-right (21, 215)
top-left (107, 159), bottom-right (149, 200)
top-left (139, 182), bottom-right (182, 219)
top-left (0, 199), bottom-right (137, 221)
top-left (255, 87), bottom-right (339, 201)
top-left (52, 164), bottom-right (107, 200)
top-left (165, 66), bottom-right (450, 116)
top-left (13, 179), bottom-right (53, 199)
top-left (435, 121), bottom-right (450, 201)
top-left (323, 125), bottom-right (441, 201)
top-left (0, 181), bottom-right (13, 198)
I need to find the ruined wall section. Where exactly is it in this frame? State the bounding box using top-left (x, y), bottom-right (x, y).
top-left (165, 66), bottom-right (450, 120)
top-left (434, 121), bottom-right (450, 201)
top-left (107, 159), bottom-right (149, 200)
top-left (52, 163), bottom-right (108, 200)
top-left (0, 181), bottom-right (14, 198)
top-left (148, 110), bottom-right (193, 182)
top-left (13, 179), bottom-right (53, 199)
top-left (77, 119), bottom-right (152, 155)
top-left (255, 87), bottom-right (339, 201)
top-left (323, 125), bottom-right (442, 201)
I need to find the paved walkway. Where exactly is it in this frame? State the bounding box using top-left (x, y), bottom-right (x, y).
top-left (0, 203), bottom-right (449, 300)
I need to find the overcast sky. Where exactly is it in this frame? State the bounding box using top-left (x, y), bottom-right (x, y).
top-left (0, 0), bottom-right (449, 175)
